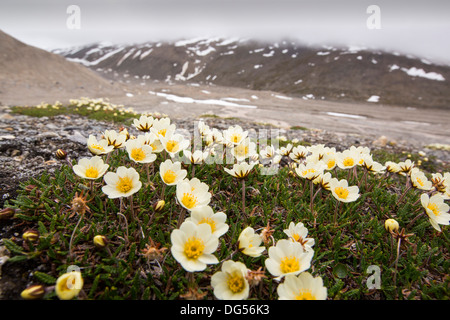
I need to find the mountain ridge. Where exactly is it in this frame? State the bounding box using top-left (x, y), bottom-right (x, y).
top-left (52, 36), bottom-right (450, 110)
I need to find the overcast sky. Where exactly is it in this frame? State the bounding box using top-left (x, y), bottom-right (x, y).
top-left (1, 0), bottom-right (449, 64)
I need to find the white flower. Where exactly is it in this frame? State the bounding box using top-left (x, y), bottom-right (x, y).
top-left (205, 128), bottom-right (224, 146)
top-left (211, 260), bottom-right (249, 300)
top-left (142, 132), bottom-right (164, 153)
top-left (185, 205), bottom-right (229, 238)
top-left (361, 154), bottom-right (386, 174)
top-left (385, 161), bottom-right (401, 173)
top-left (73, 156), bottom-right (109, 180)
top-left (321, 152), bottom-right (337, 170)
top-left (397, 159), bottom-right (415, 176)
top-left (259, 145), bottom-right (276, 160)
top-left (170, 220), bottom-right (219, 272)
top-left (314, 172), bottom-right (333, 190)
top-left (224, 161), bottom-right (257, 179)
top-left (160, 133), bottom-right (190, 157)
top-left (336, 149), bottom-right (361, 170)
top-left (125, 136), bottom-right (157, 164)
top-left (150, 117), bottom-right (176, 139)
top-left (159, 159), bottom-right (187, 185)
top-left (278, 143), bottom-right (293, 156)
top-left (197, 120), bottom-right (211, 137)
top-left (410, 168), bottom-right (432, 191)
top-left (102, 166), bottom-right (142, 199)
top-left (237, 226), bottom-right (266, 257)
top-left (176, 178), bottom-right (211, 211)
top-left (183, 149), bottom-right (209, 165)
top-left (231, 138), bottom-right (257, 162)
top-left (289, 145), bottom-right (309, 163)
top-left (283, 222), bottom-right (315, 252)
top-left (133, 115), bottom-right (154, 132)
top-left (295, 161), bottom-right (326, 181)
top-left (103, 129), bottom-right (127, 149)
top-left (265, 239), bottom-right (314, 279)
top-left (307, 144), bottom-right (326, 159)
top-left (420, 193), bottom-right (450, 232)
top-left (329, 178), bottom-right (360, 203)
top-left (223, 125), bottom-right (248, 146)
top-left (87, 135), bottom-right (114, 155)
top-left (277, 272), bottom-right (327, 300)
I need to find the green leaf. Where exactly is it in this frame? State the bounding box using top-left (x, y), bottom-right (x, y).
top-left (33, 271), bottom-right (57, 285)
top-left (2, 239), bottom-right (25, 255)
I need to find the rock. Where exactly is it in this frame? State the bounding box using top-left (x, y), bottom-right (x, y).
top-left (372, 135), bottom-right (388, 147)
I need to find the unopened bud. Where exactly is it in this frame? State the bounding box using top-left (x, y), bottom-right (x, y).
top-left (93, 235), bottom-right (108, 248)
top-left (22, 230), bottom-right (40, 242)
top-left (385, 219), bottom-right (400, 233)
top-left (153, 200), bottom-right (165, 212)
top-left (20, 285), bottom-right (46, 300)
top-left (0, 207), bottom-right (15, 220)
top-left (55, 149), bottom-right (68, 160)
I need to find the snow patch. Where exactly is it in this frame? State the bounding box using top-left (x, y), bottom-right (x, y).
top-left (367, 95), bottom-right (380, 102)
top-left (326, 112), bottom-right (366, 119)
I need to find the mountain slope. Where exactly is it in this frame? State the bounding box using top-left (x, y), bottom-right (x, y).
top-left (54, 37), bottom-right (450, 109)
top-left (0, 30), bottom-right (117, 105)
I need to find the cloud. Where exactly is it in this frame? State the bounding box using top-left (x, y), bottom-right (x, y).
top-left (1, 0), bottom-right (449, 63)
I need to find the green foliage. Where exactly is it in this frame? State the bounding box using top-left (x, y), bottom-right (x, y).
top-left (1, 110), bottom-right (449, 301)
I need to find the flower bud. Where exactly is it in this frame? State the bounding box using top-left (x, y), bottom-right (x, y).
top-left (153, 200), bottom-right (165, 212)
top-left (0, 207), bottom-right (15, 220)
top-left (55, 149), bottom-right (68, 160)
top-left (20, 285), bottom-right (46, 300)
top-left (93, 235), bottom-right (108, 248)
top-left (385, 218), bottom-right (400, 233)
top-left (22, 230), bottom-right (40, 242)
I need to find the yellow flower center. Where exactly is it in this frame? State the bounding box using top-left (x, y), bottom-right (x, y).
top-left (116, 176), bottom-right (134, 194)
top-left (343, 157), bottom-right (355, 167)
top-left (302, 168), bottom-right (316, 178)
top-left (295, 290), bottom-right (316, 300)
top-left (163, 170), bottom-right (177, 184)
top-left (231, 133), bottom-right (242, 143)
top-left (199, 217), bottom-right (216, 233)
top-left (280, 256), bottom-right (300, 274)
top-left (427, 203), bottom-right (441, 216)
top-left (327, 159), bottom-right (335, 169)
top-left (166, 140), bottom-right (179, 153)
top-left (158, 129), bottom-right (167, 137)
top-left (131, 147), bottom-right (146, 161)
top-left (91, 144), bottom-right (105, 152)
top-left (334, 187), bottom-right (349, 200)
top-left (234, 144), bottom-right (249, 158)
top-left (181, 192), bottom-right (198, 209)
top-left (184, 237), bottom-right (205, 259)
top-left (415, 177), bottom-right (425, 187)
top-left (85, 166), bottom-right (99, 178)
top-left (227, 273), bottom-right (245, 294)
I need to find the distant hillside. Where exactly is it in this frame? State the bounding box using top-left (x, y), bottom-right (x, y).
top-left (53, 37), bottom-right (450, 109)
top-left (0, 30), bottom-right (116, 105)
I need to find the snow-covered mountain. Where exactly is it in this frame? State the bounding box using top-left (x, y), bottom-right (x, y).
top-left (53, 37), bottom-right (450, 109)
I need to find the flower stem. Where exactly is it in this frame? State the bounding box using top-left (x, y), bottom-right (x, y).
top-left (393, 237), bottom-right (402, 285)
top-left (69, 213), bottom-right (84, 259)
top-left (242, 178), bottom-right (246, 214)
top-left (117, 212), bottom-right (129, 243)
top-left (177, 208), bottom-right (187, 228)
top-left (333, 200), bottom-right (342, 226)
